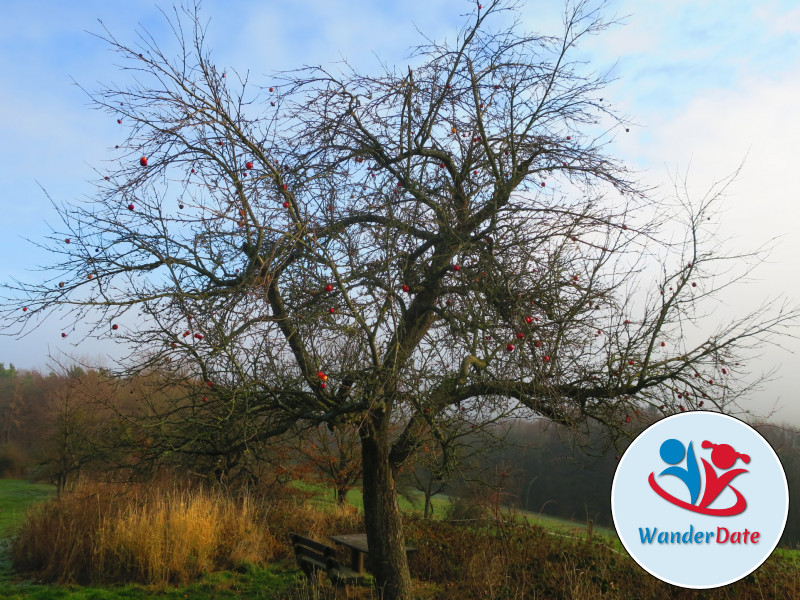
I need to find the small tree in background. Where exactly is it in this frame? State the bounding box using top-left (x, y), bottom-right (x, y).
top-left (296, 423), bottom-right (363, 506)
top-left (31, 363), bottom-right (116, 495)
top-left (2, 1), bottom-right (796, 597)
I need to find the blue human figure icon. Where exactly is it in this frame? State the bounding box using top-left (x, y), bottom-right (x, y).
top-left (658, 438), bottom-right (701, 505)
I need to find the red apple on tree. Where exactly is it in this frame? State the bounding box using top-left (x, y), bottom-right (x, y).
top-left (139, 157), bottom-right (148, 166)
top-left (506, 343), bottom-right (514, 352)
top-left (112, 324), bottom-right (119, 330)
top-left (325, 284), bottom-right (333, 292)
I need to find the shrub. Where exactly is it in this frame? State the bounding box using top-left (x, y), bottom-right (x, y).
top-left (442, 495), bottom-right (486, 523)
top-left (0, 443), bottom-right (27, 478)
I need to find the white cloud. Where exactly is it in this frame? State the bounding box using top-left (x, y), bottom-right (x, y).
top-left (611, 72), bottom-right (800, 424)
top-left (756, 3), bottom-right (800, 35)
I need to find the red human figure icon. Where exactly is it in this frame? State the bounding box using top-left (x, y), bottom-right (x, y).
top-left (698, 441), bottom-right (750, 510)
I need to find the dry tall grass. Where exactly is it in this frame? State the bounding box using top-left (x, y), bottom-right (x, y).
top-left (12, 479), bottom-right (362, 586)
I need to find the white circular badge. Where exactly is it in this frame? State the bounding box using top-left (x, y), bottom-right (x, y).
top-left (611, 412), bottom-right (788, 589)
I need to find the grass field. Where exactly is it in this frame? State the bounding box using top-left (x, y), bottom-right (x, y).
top-left (0, 479), bottom-right (56, 537)
top-left (301, 480), bottom-right (617, 544)
top-left (0, 560), bottom-right (298, 600)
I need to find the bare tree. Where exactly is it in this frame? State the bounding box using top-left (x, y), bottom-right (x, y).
top-left (2, 1), bottom-right (796, 597)
top-left (31, 362), bottom-right (116, 496)
top-left (296, 424), bottom-right (363, 507)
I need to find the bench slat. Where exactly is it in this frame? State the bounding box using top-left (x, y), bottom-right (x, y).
top-left (291, 532), bottom-right (367, 585)
top-left (294, 545), bottom-right (329, 566)
top-left (327, 557), bottom-right (366, 585)
top-left (290, 532), bottom-right (336, 557)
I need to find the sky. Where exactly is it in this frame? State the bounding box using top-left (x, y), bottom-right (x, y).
top-left (0, 0), bottom-right (798, 424)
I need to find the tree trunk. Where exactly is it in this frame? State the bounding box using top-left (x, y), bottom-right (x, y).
top-left (360, 411), bottom-right (412, 600)
top-left (336, 486), bottom-right (348, 506)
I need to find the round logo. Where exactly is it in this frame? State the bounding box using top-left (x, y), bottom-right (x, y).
top-left (611, 412), bottom-right (788, 589)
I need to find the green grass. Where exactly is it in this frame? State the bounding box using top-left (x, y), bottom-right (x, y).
top-left (0, 559), bottom-right (298, 600)
top-left (293, 478), bottom-right (617, 541)
top-left (292, 480), bottom-right (438, 514)
top-left (0, 479), bottom-right (56, 537)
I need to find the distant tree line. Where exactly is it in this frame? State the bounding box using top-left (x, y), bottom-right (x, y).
top-left (476, 417), bottom-right (800, 548)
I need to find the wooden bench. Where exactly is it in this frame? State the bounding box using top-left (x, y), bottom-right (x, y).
top-left (290, 532), bottom-right (366, 587)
